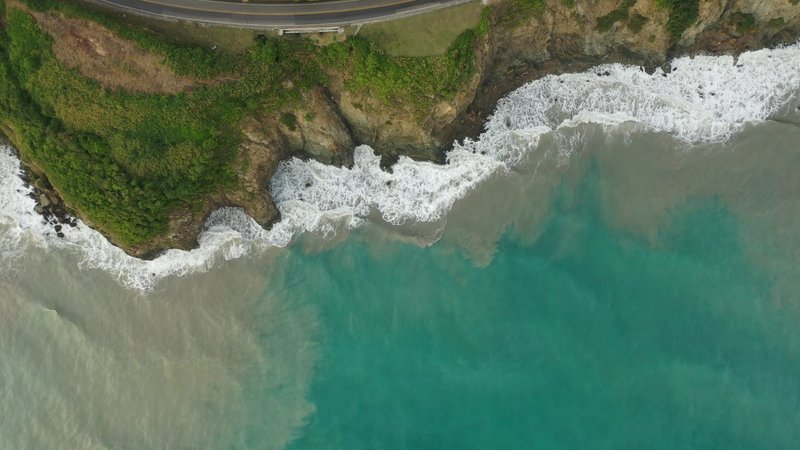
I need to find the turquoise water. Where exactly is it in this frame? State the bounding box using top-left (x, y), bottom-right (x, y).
top-left (249, 160), bottom-right (798, 449)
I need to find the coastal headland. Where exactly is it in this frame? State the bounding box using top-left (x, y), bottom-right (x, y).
top-left (0, 0), bottom-right (797, 258)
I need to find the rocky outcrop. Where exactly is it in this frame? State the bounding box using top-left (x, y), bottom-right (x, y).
top-left (26, 169), bottom-right (78, 237)
top-left (277, 87), bottom-right (355, 166)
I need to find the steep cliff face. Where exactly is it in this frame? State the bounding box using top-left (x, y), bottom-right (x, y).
top-left (435, 0), bottom-right (800, 144)
top-left (323, 42), bottom-right (488, 165)
top-left (7, 0), bottom-right (799, 257)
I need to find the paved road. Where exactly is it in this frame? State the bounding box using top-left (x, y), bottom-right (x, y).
top-left (88, 0), bottom-right (471, 28)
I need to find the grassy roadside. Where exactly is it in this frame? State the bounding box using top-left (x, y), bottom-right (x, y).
top-left (98, 11), bottom-right (262, 54)
top-left (359, 1), bottom-right (483, 56)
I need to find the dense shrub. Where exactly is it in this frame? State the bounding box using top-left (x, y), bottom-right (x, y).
top-left (322, 27), bottom-right (481, 116)
top-left (657, 0), bottom-right (699, 41)
top-left (501, 0), bottom-right (547, 25)
top-left (280, 112), bottom-right (298, 131)
top-left (627, 13), bottom-right (649, 33)
top-left (596, 0), bottom-right (637, 32)
top-left (731, 12), bottom-right (756, 34)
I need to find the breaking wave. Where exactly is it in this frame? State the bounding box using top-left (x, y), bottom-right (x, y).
top-left (1, 43), bottom-right (799, 290)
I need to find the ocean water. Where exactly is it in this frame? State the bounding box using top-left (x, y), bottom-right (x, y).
top-left (2, 44), bottom-right (800, 448)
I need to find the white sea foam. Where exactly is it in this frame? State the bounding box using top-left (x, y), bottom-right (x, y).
top-left (1, 43), bottom-right (799, 290)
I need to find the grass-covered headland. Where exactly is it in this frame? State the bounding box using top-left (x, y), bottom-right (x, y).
top-left (0, 0), bottom-right (485, 249)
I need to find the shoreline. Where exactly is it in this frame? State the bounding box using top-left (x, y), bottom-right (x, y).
top-left (4, 0), bottom-right (800, 259)
top-left (2, 40), bottom-right (799, 289)
top-left (438, 3), bottom-right (800, 147)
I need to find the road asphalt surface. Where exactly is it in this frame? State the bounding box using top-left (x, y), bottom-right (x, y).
top-left (88, 0), bottom-right (471, 28)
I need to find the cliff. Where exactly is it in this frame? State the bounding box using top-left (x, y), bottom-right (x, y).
top-left (444, 0), bottom-right (800, 142)
top-left (1, 0), bottom-right (798, 258)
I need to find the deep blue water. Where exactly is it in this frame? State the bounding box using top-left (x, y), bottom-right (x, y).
top-left (237, 164), bottom-right (800, 449)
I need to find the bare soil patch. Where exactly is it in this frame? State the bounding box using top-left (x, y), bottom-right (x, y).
top-left (18, 3), bottom-right (201, 94)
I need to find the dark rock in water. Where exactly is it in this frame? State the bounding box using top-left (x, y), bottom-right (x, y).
top-left (305, 182), bottom-right (312, 188)
top-left (54, 225), bottom-right (62, 232)
top-left (56, 232), bottom-right (65, 238)
top-left (69, 220), bottom-right (77, 227)
top-left (35, 205), bottom-right (44, 215)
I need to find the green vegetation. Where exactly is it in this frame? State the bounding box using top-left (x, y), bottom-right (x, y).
top-left (0, 6), bottom-right (323, 243)
top-left (656, 0), bottom-right (699, 41)
top-left (731, 12), bottom-right (756, 34)
top-left (595, 0), bottom-right (636, 33)
top-left (103, 12), bottom-right (260, 54)
top-left (321, 29), bottom-right (481, 115)
top-left (561, 0), bottom-right (576, 8)
top-left (503, 0), bottom-right (547, 25)
top-left (280, 112), bottom-right (298, 131)
top-left (19, 0), bottom-right (238, 77)
top-left (359, 1), bottom-right (483, 56)
top-left (627, 13), bottom-right (649, 33)
top-left (0, 1), bottom-right (487, 246)
top-left (767, 17), bottom-right (785, 28)
top-left (475, 7), bottom-right (492, 37)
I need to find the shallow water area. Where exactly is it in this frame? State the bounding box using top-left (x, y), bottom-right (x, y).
top-left (0, 245), bottom-right (320, 449)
